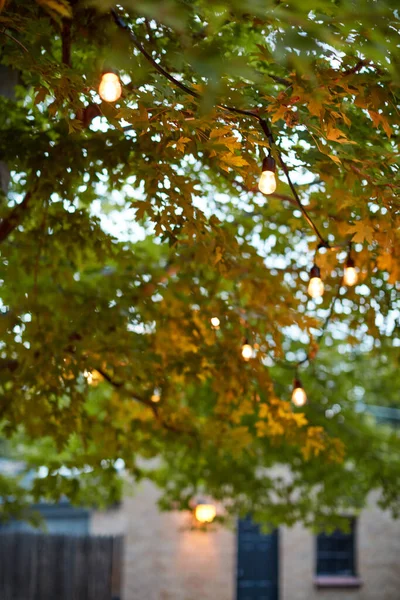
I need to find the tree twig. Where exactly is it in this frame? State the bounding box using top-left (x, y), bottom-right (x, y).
top-left (0, 27), bottom-right (30, 55)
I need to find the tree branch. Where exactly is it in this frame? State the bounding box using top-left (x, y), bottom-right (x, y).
top-left (0, 27), bottom-right (30, 55)
top-left (111, 8), bottom-right (330, 248)
top-left (95, 367), bottom-right (198, 438)
top-left (61, 21), bottom-right (72, 67)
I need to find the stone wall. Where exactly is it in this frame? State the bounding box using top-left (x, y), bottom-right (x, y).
top-left (92, 483), bottom-right (400, 600)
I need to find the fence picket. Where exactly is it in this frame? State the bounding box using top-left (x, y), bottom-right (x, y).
top-left (0, 533), bottom-right (122, 600)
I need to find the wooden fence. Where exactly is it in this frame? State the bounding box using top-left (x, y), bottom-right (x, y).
top-left (0, 533), bottom-right (123, 600)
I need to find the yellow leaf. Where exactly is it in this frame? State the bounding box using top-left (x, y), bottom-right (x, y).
top-left (221, 135), bottom-right (241, 152)
top-left (368, 110), bottom-right (392, 138)
top-left (347, 222), bottom-right (374, 244)
top-left (220, 153), bottom-right (249, 168)
top-left (214, 246), bottom-right (223, 265)
top-left (328, 153), bottom-right (341, 164)
top-left (307, 97), bottom-right (324, 117)
top-left (270, 104), bottom-right (287, 123)
top-left (176, 136), bottom-right (191, 153)
top-left (259, 404), bottom-right (269, 419)
top-left (210, 126), bottom-right (232, 139)
top-left (326, 124), bottom-right (349, 143)
top-left (36, 0), bottom-right (72, 18)
top-left (341, 112), bottom-right (351, 127)
top-left (292, 412), bottom-right (308, 428)
top-left (376, 252), bottom-right (392, 272)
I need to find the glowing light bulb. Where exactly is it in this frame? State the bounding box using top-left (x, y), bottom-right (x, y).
top-left (259, 170), bottom-right (277, 194)
top-left (99, 71), bottom-right (122, 102)
top-left (241, 340), bottom-right (253, 361)
top-left (195, 504), bottom-right (216, 524)
top-left (211, 317), bottom-right (220, 329)
top-left (258, 156), bottom-right (277, 195)
top-left (292, 379), bottom-right (307, 407)
top-left (292, 386), bottom-right (307, 407)
top-left (151, 387), bottom-right (161, 403)
top-left (308, 264), bottom-right (324, 298)
top-left (343, 257), bottom-right (358, 286)
top-left (343, 266), bottom-right (358, 286)
top-left (308, 277), bottom-right (324, 298)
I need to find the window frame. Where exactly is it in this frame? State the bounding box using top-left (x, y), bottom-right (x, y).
top-left (314, 517), bottom-right (362, 589)
top-left (315, 517), bottom-right (357, 577)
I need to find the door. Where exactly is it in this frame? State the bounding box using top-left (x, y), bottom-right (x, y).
top-left (236, 517), bottom-right (279, 600)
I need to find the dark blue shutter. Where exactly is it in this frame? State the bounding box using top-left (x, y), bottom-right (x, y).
top-left (237, 517), bottom-right (279, 600)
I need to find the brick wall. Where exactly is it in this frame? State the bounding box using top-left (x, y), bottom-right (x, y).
top-left (92, 480), bottom-right (235, 600)
top-left (92, 484), bottom-right (400, 600)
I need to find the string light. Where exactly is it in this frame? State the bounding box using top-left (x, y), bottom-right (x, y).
top-left (111, 9), bottom-right (368, 288)
top-left (99, 70), bottom-right (122, 102)
top-left (343, 256), bottom-right (358, 287)
top-left (210, 317), bottom-right (220, 330)
top-left (258, 155), bottom-right (277, 195)
top-left (292, 378), bottom-right (307, 407)
top-left (109, 9), bottom-right (372, 391)
top-left (308, 264), bottom-right (324, 298)
top-left (241, 339), bottom-right (253, 361)
top-left (151, 387), bottom-right (161, 403)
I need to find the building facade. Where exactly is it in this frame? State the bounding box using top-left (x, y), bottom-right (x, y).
top-left (92, 480), bottom-right (400, 600)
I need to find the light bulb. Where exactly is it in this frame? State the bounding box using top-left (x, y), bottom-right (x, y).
top-left (99, 71), bottom-right (122, 102)
top-left (343, 257), bottom-right (358, 286)
top-left (151, 388), bottom-right (161, 403)
top-left (195, 504), bottom-right (216, 524)
top-left (258, 170), bottom-right (277, 195)
top-left (308, 264), bottom-right (324, 298)
top-left (241, 341), bottom-right (253, 361)
top-left (258, 156), bottom-right (277, 195)
top-left (292, 379), bottom-right (307, 407)
top-left (343, 267), bottom-right (358, 286)
top-left (211, 317), bottom-right (220, 329)
top-left (308, 277), bottom-right (324, 298)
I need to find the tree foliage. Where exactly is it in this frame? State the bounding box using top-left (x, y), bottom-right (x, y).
top-left (0, 0), bottom-right (399, 528)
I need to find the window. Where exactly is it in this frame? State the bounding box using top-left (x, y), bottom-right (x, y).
top-left (316, 518), bottom-right (356, 577)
